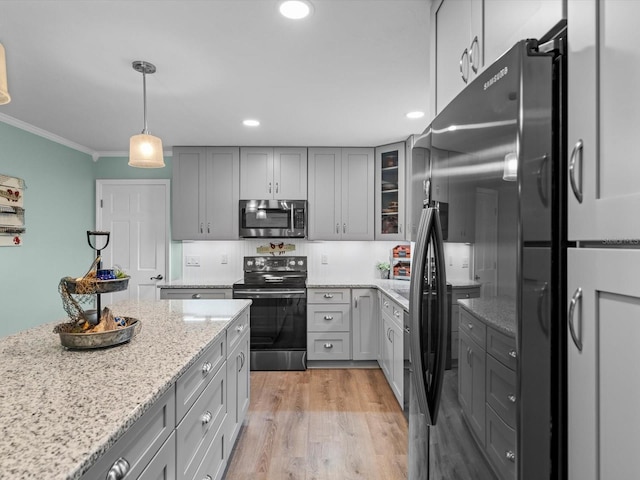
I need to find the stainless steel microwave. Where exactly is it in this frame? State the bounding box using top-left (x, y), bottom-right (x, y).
top-left (239, 200), bottom-right (306, 238)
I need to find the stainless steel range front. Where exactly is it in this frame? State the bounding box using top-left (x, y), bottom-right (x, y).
top-left (232, 256), bottom-right (307, 371)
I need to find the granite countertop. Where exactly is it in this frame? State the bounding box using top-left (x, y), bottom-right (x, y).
top-left (458, 296), bottom-right (516, 336)
top-left (0, 298), bottom-right (251, 480)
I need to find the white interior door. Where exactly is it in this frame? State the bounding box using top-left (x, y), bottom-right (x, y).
top-left (96, 180), bottom-right (169, 304)
top-left (474, 188), bottom-right (498, 296)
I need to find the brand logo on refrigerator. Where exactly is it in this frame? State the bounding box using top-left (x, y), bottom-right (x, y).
top-left (484, 66), bottom-right (509, 90)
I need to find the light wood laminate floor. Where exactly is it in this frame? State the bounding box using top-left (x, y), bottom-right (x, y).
top-left (224, 368), bottom-right (409, 480)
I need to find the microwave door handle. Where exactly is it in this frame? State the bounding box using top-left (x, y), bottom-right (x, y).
top-left (290, 207), bottom-right (294, 235)
top-left (409, 207), bottom-right (436, 423)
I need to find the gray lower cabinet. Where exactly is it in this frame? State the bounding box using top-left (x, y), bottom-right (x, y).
top-left (172, 146), bottom-right (240, 240)
top-left (160, 288), bottom-right (232, 300)
top-left (226, 324), bottom-right (250, 449)
top-left (458, 306), bottom-right (517, 480)
top-left (139, 431), bottom-right (176, 480)
top-left (379, 292), bottom-right (404, 407)
top-left (307, 288), bottom-right (352, 360)
top-left (351, 288), bottom-right (378, 361)
top-left (450, 285), bottom-right (481, 364)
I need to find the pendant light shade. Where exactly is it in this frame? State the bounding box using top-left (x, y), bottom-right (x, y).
top-left (128, 61), bottom-right (164, 168)
top-left (0, 43), bottom-right (11, 105)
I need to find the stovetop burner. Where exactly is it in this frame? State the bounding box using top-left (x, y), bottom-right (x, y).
top-left (234, 256), bottom-right (307, 289)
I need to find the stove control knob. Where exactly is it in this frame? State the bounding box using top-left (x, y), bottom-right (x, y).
top-left (247, 260), bottom-right (254, 266)
top-left (255, 258), bottom-right (266, 268)
top-left (289, 260), bottom-right (296, 266)
top-left (298, 260), bottom-right (304, 265)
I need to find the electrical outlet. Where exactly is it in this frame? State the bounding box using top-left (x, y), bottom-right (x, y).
top-left (221, 254), bottom-right (228, 264)
top-left (462, 257), bottom-right (469, 268)
top-left (321, 254), bottom-right (328, 264)
top-left (186, 256), bottom-right (200, 267)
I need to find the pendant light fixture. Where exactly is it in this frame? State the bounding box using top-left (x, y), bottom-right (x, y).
top-left (0, 43), bottom-right (11, 105)
top-left (129, 60), bottom-right (164, 168)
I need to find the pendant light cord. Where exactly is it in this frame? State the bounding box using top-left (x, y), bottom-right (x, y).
top-left (142, 65), bottom-right (148, 134)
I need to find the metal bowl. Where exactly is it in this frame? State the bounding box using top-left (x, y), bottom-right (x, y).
top-left (62, 277), bottom-right (130, 295)
top-left (56, 318), bottom-right (141, 350)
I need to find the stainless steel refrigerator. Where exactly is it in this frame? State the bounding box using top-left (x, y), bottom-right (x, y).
top-left (409, 23), bottom-right (567, 480)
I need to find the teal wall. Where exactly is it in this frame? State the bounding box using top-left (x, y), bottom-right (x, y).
top-left (0, 125), bottom-right (180, 337)
top-left (0, 122), bottom-right (95, 337)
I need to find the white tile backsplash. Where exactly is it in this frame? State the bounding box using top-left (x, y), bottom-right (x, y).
top-left (180, 239), bottom-right (473, 284)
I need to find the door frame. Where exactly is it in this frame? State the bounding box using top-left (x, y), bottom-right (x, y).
top-left (95, 179), bottom-right (171, 291)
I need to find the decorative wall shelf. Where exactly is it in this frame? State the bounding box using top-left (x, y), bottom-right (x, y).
top-left (0, 174), bottom-right (25, 246)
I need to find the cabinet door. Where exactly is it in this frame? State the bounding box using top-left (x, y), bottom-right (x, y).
top-left (568, 0), bottom-right (640, 241)
top-left (381, 315), bottom-right (394, 383)
top-left (274, 147), bottom-right (307, 200)
top-left (458, 329), bottom-right (486, 446)
top-left (240, 147), bottom-right (274, 199)
top-left (226, 331), bottom-right (250, 448)
top-left (484, 0), bottom-right (563, 66)
top-left (172, 147), bottom-right (206, 240)
top-left (352, 288), bottom-right (378, 361)
top-left (138, 432), bottom-right (176, 480)
top-left (341, 148), bottom-right (375, 240)
top-left (390, 319), bottom-right (404, 406)
top-left (567, 248), bottom-right (640, 480)
top-left (204, 147), bottom-right (239, 239)
top-left (308, 148), bottom-right (342, 240)
top-left (375, 142), bottom-right (406, 240)
top-left (433, 0), bottom-right (482, 113)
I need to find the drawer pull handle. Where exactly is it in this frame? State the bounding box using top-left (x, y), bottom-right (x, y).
top-left (323, 315), bottom-right (334, 321)
top-left (106, 457), bottom-right (130, 480)
top-left (201, 411), bottom-right (213, 425)
top-left (323, 343), bottom-right (333, 349)
top-left (323, 293), bottom-right (334, 299)
top-left (202, 361), bottom-right (212, 374)
top-left (236, 324), bottom-right (245, 332)
top-left (507, 394), bottom-right (516, 403)
top-left (468, 323), bottom-right (473, 330)
top-left (203, 476), bottom-right (213, 480)
top-left (192, 293), bottom-right (201, 299)
top-left (394, 311), bottom-right (400, 318)
top-left (505, 450), bottom-right (516, 462)
top-left (238, 351), bottom-right (246, 372)
top-left (508, 350), bottom-right (517, 359)
top-left (384, 301), bottom-right (389, 307)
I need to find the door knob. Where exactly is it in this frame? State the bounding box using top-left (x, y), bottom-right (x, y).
top-left (150, 274), bottom-right (163, 280)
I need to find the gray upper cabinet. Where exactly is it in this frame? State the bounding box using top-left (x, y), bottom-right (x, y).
top-left (172, 146), bottom-right (239, 240)
top-left (568, 0), bottom-right (640, 241)
top-left (432, 0), bottom-right (563, 115)
top-left (375, 142), bottom-right (406, 241)
top-left (308, 147), bottom-right (375, 241)
top-left (239, 147), bottom-right (307, 200)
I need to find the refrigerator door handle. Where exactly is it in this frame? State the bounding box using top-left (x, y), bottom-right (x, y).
top-left (568, 287), bottom-right (583, 351)
top-left (569, 139), bottom-right (584, 203)
top-left (409, 206), bottom-right (448, 425)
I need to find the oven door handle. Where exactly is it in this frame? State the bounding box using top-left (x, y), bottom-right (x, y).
top-left (233, 290), bottom-right (306, 299)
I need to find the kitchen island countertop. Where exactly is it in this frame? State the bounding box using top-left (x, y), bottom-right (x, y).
top-left (0, 298), bottom-right (251, 480)
top-left (458, 296), bottom-right (516, 336)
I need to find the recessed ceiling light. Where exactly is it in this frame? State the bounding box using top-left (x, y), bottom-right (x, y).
top-left (243, 119), bottom-right (260, 127)
top-left (406, 111), bottom-right (425, 119)
top-left (279, 0), bottom-right (313, 20)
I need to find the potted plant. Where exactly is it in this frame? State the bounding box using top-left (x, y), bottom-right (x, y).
top-left (376, 261), bottom-right (391, 279)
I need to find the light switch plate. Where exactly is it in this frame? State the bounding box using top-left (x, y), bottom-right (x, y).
top-left (186, 256), bottom-right (200, 266)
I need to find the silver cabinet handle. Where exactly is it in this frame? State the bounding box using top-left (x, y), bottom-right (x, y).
top-left (201, 411), bottom-right (212, 424)
top-left (207, 222), bottom-right (211, 234)
top-left (336, 223), bottom-right (339, 234)
top-left (323, 315), bottom-right (334, 320)
top-left (203, 476), bottom-right (212, 480)
top-left (507, 394), bottom-right (516, 403)
top-left (192, 293), bottom-right (201, 299)
top-left (569, 139), bottom-right (584, 203)
top-left (568, 287), bottom-right (583, 351)
top-left (275, 182), bottom-right (279, 193)
top-left (202, 361), bottom-right (212, 374)
top-left (394, 310), bottom-right (400, 318)
top-left (468, 323), bottom-right (473, 330)
top-left (239, 351), bottom-right (245, 372)
top-left (268, 182), bottom-right (272, 194)
top-left (383, 301), bottom-right (389, 308)
top-left (323, 343), bottom-right (333, 349)
top-left (354, 297), bottom-right (359, 308)
top-left (459, 48), bottom-right (469, 83)
top-left (505, 451), bottom-right (516, 462)
top-left (236, 324), bottom-right (245, 332)
top-left (323, 293), bottom-right (334, 299)
top-left (469, 36), bottom-right (480, 73)
top-left (508, 349), bottom-right (517, 359)
top-left (106, 457), bottom-right (130, 480)
top-left (200, 222), bottom-right (204, 234)
top-left (343, 223), bottom-right (346, 234)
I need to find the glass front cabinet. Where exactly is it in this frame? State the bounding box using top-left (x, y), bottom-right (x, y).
top-left (375, 142), bottom-right (406, 240)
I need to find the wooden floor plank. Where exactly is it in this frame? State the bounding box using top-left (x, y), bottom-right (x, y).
top-left (224, 368), bottom-right (409, 480)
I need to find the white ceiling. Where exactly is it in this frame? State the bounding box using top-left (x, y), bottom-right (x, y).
top-left (0, 0), bottom-right (431, 158)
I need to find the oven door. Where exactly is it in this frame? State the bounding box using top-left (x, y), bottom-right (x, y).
top-left (232, 288), bottom-right (307, 371)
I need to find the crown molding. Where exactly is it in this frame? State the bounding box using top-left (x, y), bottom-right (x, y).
top-left (0, 112), bottom-right (97, 160)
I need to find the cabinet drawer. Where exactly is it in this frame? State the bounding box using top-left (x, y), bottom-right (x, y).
top-left (307, 304), bottom-right (350, 332)
top-left (176, 336), bottom-right (226, 422)
top-left (176, 364), bottom-right (227, 480)
top-left (159, 288), bottom-right (231, 300)
top-left (82, 387), bottom-right (175, 480)
top-left (487, 327), bottom-right (517, 370)
top-left (486, 354), bottom-right (516, 429)
top-left (192, 420), bottom-right (228, 480)
top-left (459, 308), bottom-right (486, 348)
top-left (381, 295), bottom-right (403, 327)
top-left (452, 286), bottom-right (481, 303)
top-left (486, 405), bottom-right (516, 480)
top-left (226, 308), bottom-right (249, 355)
top-left (308, 288), bottom-right (351, 304)
top-left (307, 332), bottom-right (351, 360)
top-left (138, 431), bottom-right (176, 480)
